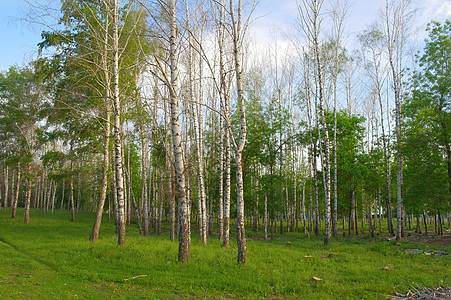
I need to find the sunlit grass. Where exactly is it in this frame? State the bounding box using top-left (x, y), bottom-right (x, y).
top-left (0, 209), bottom-right (449, 299)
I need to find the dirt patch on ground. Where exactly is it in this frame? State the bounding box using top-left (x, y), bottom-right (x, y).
top-left (402, 231), bottom-right (451, 246)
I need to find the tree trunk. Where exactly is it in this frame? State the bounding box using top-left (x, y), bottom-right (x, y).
top-left (90, 94), bottom-right (111, 241)
top-left (12, 162), bottom-right (20, 219)
top-left (169, 173), bottom-right (175, 241)
top-left (313, 6), bottom-right (332, 245)
top-left (123, 165), bottom-right (143, 235)
top-left (279, 183), bottom-right (284, 234)
top-left (415, 214), bottom-right (420, 234)
top-left (32, 177), bottom-right (38, 209)
top-left (332, 47), bottom-right (339, 239)
top-left (235, 149), bottom-right (246, 264)
top-left (230, 0), bottom-right (248, 264)
top-left (60, 180), bottom-right (65, 211)
top-left (3, 165), bottom-right (8, 211)
top-left (157, 175), bottom-right (163, 236)
top-left (368, 197), bottom-right (374, 237)
top-left (51, 181), bottom-right (57, 213)
top-left (110, 0), bottom-right (126, 246)
top-left (223, 113), bottom-right (231, 248)
top-left (294, 169), bottom-right (299, 232)
top-left (24, 162), bottom-right (32, 224)
top-left (197, 43), bottom-right (208, 244)
top-left (70, 160), bottom-right (75, 222)
top-left (142, 132), bottom-right (149, 237)
top-left (218, 119), bottom-right (224, 241)
top-left (191, 67), bottom-right (207, 244)
top-left (46, 180), bottom-right (52, 212)
top-left (354, 197), bottom-right (359, 235)
top-left (126, 131), bottom-right (131, 227)
top-left (384, 0), bottom-right (406, 241)
top-left (152, 174), bottom-right (157, 233)
top-left (167, 0), bottom-right (190, 263)
top-left (422, 212), bottom-right (428, 235)
top-left (41, 175), bottom-right (46, 211)
top-left (437, 212), bottom-right (443, 235)
top-left (302, 180), bottom-right (307, 234)
top-left (313, 149), bottom-right (320, 236)
top-left (216, 0), bottom-right (227, 242)
top-left (76, 170), bottom-right (81, 212)
top-left (253, 174), bottom-right (259, 233)
top-left (264, 194), bottom-right (268, 240)
top-left (380, 94), bottom-right (393, 235)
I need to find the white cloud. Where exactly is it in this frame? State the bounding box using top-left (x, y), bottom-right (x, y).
top-left (432, 1), bottom-right (451, 16)
top-left (419, 0), bottom-right (451, 25)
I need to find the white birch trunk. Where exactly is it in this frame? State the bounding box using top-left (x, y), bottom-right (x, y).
top-left (253, 174), bottom-right (259, 233)
top-left (332, 66), bottom-right (338, 238)
top-left (70, 159), bottom-right (75, 222)
top-left (221, 0), bottom-right (232, 248)
top-left (314, 6), bottom-right (332, 245)
top-left (302, 180), bottom-right (307, 233)
top-left (223, 117), bottom-right (231, 247)
top-left (230, 0), bottom-right (247, 264)
top-left (111, 0), bottom-right (126, 246)
top-left (60, 180), bottom-right (65, 211)
top-left (218, 110), bottom-right (224, 241)
top-left (384, 0), bottom-right (410, 241)
top-left (197, 55), bottom-right (208, 244)
top-left (142, 133), bottom-right (149, 236)
top-left (216, 0), bottom-right (227, 244)
top-left (24, 162), bottom-right (31, 224)
top-left (46, 180), bottom-right (52, 212)
top-left (11, 162), bottom-right (21, 219)
top-left (169, 0), bottom-right (190, 263)
top-left (4, 165), bottom-right (8, 211)
top-left (90, 93), bottom-right (111, 241)
top-left (51, 181), bottom-right (57, 213)
top-left (264, 193), bottom-right (268, 240)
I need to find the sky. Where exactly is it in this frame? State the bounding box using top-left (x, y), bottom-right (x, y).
top-left (0, 0), bottom-right (450, 71)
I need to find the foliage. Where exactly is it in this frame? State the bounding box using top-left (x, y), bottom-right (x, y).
top-left (402, 19), bottom-right (451, 214)
top-left (0, 65), bottom-right (46, 165)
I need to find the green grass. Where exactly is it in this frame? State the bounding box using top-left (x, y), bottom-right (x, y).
top-left (0, 209), bottom-right (449, 299)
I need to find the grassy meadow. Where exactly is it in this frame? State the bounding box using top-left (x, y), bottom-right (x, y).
top-left (0, 209), bottom-right (449, 299)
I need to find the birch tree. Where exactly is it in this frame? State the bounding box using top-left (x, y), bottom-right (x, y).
top-left (0, 64), bottom-right (44, 224)
top-left (168, 0), bottom-right (190, 262)
top-left (90, 2), bottom-right (112, 242)
top-left (108, 0), bottom-right (126, 246)
top-left (298, 0), bottom-right (332, 244)
top-left (214, 0), bottom-right (233, 248)
top-left (329, 0), bottom-right (348, 237)
top-left (382, 0), bottom-right (413, 240)
top-left (358, 26), bottom-right (394, 234)
top-left (229, 0), bottom-right (257, 264)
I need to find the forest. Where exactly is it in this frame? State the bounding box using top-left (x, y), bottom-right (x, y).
top-left (0, 0), bottom-right (449, 276)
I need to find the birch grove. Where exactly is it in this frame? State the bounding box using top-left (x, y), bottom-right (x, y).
top-left (0, 0), bottom-right (449, 268)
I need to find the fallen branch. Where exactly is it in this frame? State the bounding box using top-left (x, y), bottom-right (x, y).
top-left (124, 275), bottom-right (148, 281)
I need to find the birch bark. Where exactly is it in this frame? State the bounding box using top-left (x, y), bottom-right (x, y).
top-left (24, 162), bottom-right (31, 224)
top-left (230, 0), bottom-right (247, 264)
top-left (12, 162), bottom-right (20, 219)
top-left (168, 0), bottom-right (190, 263)
top-left (384, 0), bottom-right (412, 240)
top-left (3, 165), bottom-right (7, 211)
top-left (111, 0), bottom-right (126, 246)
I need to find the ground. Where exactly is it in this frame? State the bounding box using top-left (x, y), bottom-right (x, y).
top-left (403, 230), bottom-right (451, 246)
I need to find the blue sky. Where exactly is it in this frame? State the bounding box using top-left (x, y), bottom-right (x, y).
top-left (0, 0), bottom-right (450, 71)
top-left (0, 0), bottom-right (54, 70)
